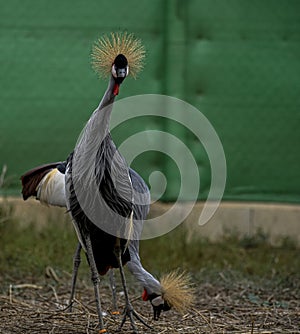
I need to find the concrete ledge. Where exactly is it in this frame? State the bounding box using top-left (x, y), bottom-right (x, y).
top-left (183, 202), bottom-right (300, 246)
top-left (1, 197), bottom-right (299, 245)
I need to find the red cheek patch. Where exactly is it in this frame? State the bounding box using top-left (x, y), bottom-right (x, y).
top-left (113, 83), bottom-right (119, 96)
top-left (142, 289), bottom-right (148, 301)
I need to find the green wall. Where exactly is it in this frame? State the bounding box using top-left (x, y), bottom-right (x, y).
top-left (1, 0), bottom-right (300, 203)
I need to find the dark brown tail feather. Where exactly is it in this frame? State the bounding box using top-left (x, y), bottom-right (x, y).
top-left (20, 162), bottom-right (63, 200)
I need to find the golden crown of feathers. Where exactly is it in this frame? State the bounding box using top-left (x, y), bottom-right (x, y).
top-left (160, 270), bottom-right (195, 314)
top-left (91, 31), bottom-right (145, 79)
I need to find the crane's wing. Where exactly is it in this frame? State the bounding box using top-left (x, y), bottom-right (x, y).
top-left (129, 168), bottom-right (150, 222)
top-left (21, 161), bottom-right (66, 206)
top-left (96, 135), bottom-right (134, 219)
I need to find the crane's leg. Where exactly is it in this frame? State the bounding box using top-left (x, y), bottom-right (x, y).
top-left (108, 269), bottom-right (119, 314)
top-left (85, 234), bottom-right (106, 331)
top-left (68, 242), bottom-right (82, 312)
top-left (114, 243), bottom-right (152, 333)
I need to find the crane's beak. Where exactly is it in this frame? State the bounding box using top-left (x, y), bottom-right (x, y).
top-left (150, 295), bottom-right (171, 320)
top-left (113, 67), bottom-right (129, 96)
top-left (142, 290), bottom-right (172, 320)
top-left (112, 63), bottom-right (129, 96)
top-left (153, 305), bottom-right (162, 321)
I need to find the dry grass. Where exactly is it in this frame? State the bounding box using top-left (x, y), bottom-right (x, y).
top-left (0, 269), bottom-right (299, 334)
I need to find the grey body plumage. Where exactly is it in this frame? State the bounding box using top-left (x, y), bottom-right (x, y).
top-left (64, 69), bottom-right (159, 331)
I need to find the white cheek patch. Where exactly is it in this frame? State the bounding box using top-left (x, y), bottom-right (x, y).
top-left (112, 65), bottom-right (117, 78)
top-left (151, 296), bottom-right (164, 307)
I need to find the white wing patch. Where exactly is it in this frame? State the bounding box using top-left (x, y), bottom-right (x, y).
top-left (37, 169), bottom-right (66, 207)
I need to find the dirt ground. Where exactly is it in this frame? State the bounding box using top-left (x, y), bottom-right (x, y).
top-left (0, 270), bottom-right (299, 334)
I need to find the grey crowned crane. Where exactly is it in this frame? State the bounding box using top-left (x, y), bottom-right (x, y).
top-left (21, 32), bottom-right (194, 333)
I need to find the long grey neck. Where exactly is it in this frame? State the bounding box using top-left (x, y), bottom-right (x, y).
top-left (71, 76), bottom-right (117, 182)
top-left (127, 240), bottom-right (162, 295)
top-left (76, 76), bottom-right (116, 147)
top-left (98, 75), bottom-right (116, 110)
top-left (94, 75), bottom-right (116, 133)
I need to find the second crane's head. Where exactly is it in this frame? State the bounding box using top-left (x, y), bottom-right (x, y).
top-left (111, 54), bottom-right (129, 96)
top-left (143, 271), bottom-right (195, 321)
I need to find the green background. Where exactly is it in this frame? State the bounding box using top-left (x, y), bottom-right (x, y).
top-left (1, 0), bottom-right (300, 203)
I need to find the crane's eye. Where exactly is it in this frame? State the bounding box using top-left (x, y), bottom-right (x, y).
top-left (112, 64), bottom-right (129, 79)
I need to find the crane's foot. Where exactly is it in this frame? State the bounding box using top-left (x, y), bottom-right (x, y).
top-left (64, 300), bottom-right (75, 313)
top-left (118, 303), bottom-right (153, 333)
top-left (58, 298), bottom-right (76, 313)
top-left (113, 244), bottom-right (153, 333)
